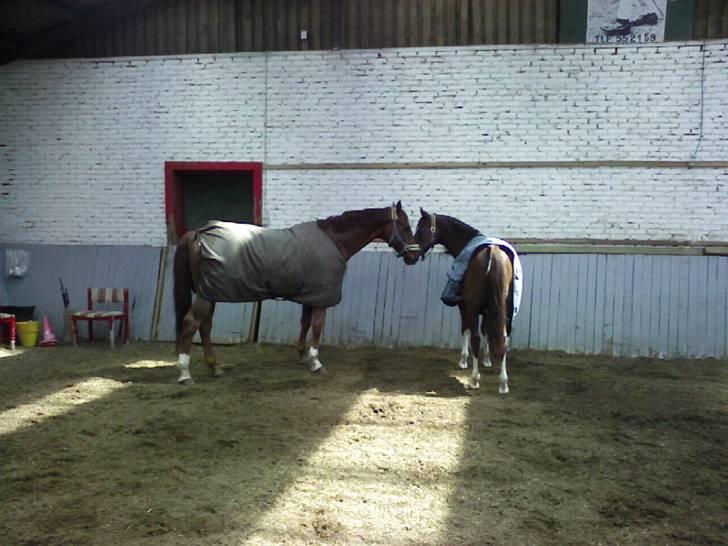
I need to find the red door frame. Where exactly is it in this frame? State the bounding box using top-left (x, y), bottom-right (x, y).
top-left (164, 161), bottom-right (263, 242)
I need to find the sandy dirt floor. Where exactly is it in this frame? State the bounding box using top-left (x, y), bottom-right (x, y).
top-left (0, 340), bottom-right (726, 545)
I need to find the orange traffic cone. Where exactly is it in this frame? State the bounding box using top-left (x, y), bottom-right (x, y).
top-left (40, 315), bottom-right (58, 347)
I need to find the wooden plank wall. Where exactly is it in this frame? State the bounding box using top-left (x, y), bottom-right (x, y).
top-left (59, 0), bottom-right (561, 58)
top-left (694, 0), bottom-right (728, 39)
top-left (0, 244), bottom-right (161, 342)
top-left (243, 251), bottom-right (728, 359)
top-left (3, 245), bottom-right (726, 358)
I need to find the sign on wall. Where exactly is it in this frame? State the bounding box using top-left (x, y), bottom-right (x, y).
top-left (587, 0), bottom-right (668, 43)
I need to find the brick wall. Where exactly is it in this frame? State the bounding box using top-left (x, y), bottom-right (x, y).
top-left (1, 42), bottom-right (726, 245)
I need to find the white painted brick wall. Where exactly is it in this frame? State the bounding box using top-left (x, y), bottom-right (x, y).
top-left (1, 42), bottom-right (727, 245)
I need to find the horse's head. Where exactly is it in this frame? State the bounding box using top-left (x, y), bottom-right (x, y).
top-left (384, 201), bottom-right (420, 265)
top-left (414, 208), bottom-right (439, 258)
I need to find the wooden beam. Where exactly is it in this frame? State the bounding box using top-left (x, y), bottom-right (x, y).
top-left (18, 0), bottom-right (163, 58)
top-left (265, 160), bottom-right (728, 171)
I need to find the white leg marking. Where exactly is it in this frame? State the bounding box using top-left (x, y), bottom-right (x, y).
top-left (482, 338), bottom-right (492, 368)
top-left (177, 353), bottom-right (192, 384)
top-left (308, 347), bottom-right (323, 372)
top-left (471, 352), bottom-right (480, 390)
top-left (458, 330), bottom-right (470, 369)
top-left (499, 353), bottom-right (509, 394)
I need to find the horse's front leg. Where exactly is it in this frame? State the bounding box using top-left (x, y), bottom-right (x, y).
top-left (177, 296), bottom-right (213, 385)
top-left (297, 305), bottom-right (313, 365)
top-left (458, 303), bottom-right (476, 370)
top-left (307, 307), bottom-right (327, 372)
top-left (200, 303), bottom-right (223, 378)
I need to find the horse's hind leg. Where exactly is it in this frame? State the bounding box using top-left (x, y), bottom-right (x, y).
top-left (297, 305), bottom-right (313, 365)
top-left (487, 321), bottom-right (509, 394)
top-left (307, 307), bottom-right (327, 372)
top-left (177, 295), bottom-right (214, 385)
top-left (469, 315), bottom-right (482, 389)
top-left (200, 303), bottom-right (223, 378)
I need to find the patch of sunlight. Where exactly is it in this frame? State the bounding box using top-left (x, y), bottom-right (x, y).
top-left (124, 359), bottom-right (176, 369)
top-left (0, 347), bottom-right (25, 359)
top-left (0, 377), bottom-right (128, 436)
top-left (242, 390), bottom-right (471, 545)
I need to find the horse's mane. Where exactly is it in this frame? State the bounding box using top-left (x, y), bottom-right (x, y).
top-left (438, 214), bottom-right (480, 239)
top-left (316, 208), bottom-right (387, 233)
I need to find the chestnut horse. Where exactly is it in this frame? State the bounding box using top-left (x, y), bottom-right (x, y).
top-left (414, 209), bottom-right (517, 394)
top-left (173, 202), bottom-right (420, 384)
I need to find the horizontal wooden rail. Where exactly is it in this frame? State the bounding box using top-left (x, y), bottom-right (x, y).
top-left (265, 160), bottom-right (728, 171)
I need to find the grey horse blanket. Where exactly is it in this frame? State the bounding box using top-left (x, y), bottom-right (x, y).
top-left (196, 221), bottom-right (346, 307)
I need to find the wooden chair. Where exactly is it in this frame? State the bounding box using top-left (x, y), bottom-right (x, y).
top-left (72, 288), bottom-right (130, 348)
top-left (0, 312), bottom-right (16, 350)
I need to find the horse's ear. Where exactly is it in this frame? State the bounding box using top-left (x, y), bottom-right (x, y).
top-left (396, 200), bottom-right (402, 212)
top-left (420, 207), bottom-right (428, 217)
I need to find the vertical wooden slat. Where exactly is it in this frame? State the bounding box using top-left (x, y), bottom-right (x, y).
top-left (471, 0), bottom-right (482, 44)
top-left (253, 0), bottom-right (264, 51)
top-left (299, 0), bottom-right (310, 50)
top-left (646, 257), bottom-right (661, 357)
top-left (548, 0), bottom-right (558, 42)
top-left (407, 0), bottom-right (419, 46)
top-left (319, 0), bottom-right (332, 50)
top-left (131, 13), bottom-right (143, 56)
top-left (421, 0), bottom-right (433, 46)
top-left (433, 0), bottom-right (445, 46)
top-left (220, 0), bottom-right (236, 52)
top-left (485, 0), bottom-right (497, 44)
top-left (359, 0), bottom-right (370, 49)
top-left (238, 0), bottom-right (250, 51)
top-left (332, 0), bottom-right (343, 49)
top-left (458, 0), bottom-right (469, 45)
top-left (287, 0), bottom-right (299, 50)
top-left (496, 0), bottom-right (508, 43)
top-left (196, 0), bottom-right (208, 53)
top-left (185, 0), bottom-right (197, 53)
top-left (93, 27), bottom-right (105, 57)
top-left (311, 0), bottom-right (321, 49)
top-left (534, 0), bottom-right (545, 43)
top-left (509, 0), bottom-right (520, 43)
top-left (706, 0), bottom-right (723, 38)
top-left (262, 0), bottom-right (274, 51)
top-left (343, 0), bottom-right (354, 49)
top-left (693, 0), bottom-right (709, 38)
top-left (207, 0), bottom-right (218, 52)
top-left (521, 0), bottom-right (533, 44)
top-left (378, 0), bottom-right (397, 47)
top-left (395, 0), bottom-right (407, 47)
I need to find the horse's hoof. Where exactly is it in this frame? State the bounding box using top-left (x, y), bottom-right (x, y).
top-left (311, 365), bottom-right (326, 374)
top-left (469, 382), bottom-right (480, 390)
top-left (209, 366), bottom-right (224, 378)
top-left (178, 377), bottom-right (195, 386)
top-left (458, 361), bottom-right (468, 370)
top-left (499, 384), bottom-right (509, 395)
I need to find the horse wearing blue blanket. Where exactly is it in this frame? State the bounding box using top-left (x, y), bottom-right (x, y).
top-left (414, 209), bottom-right (522, 394)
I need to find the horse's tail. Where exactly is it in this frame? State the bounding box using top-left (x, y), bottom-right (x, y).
top-left (173, 231), bottom-right (195, 343)
top-left (485, 244), bottom-right (496, 276)
top-left (482, 245), bottom-right (512, 339)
